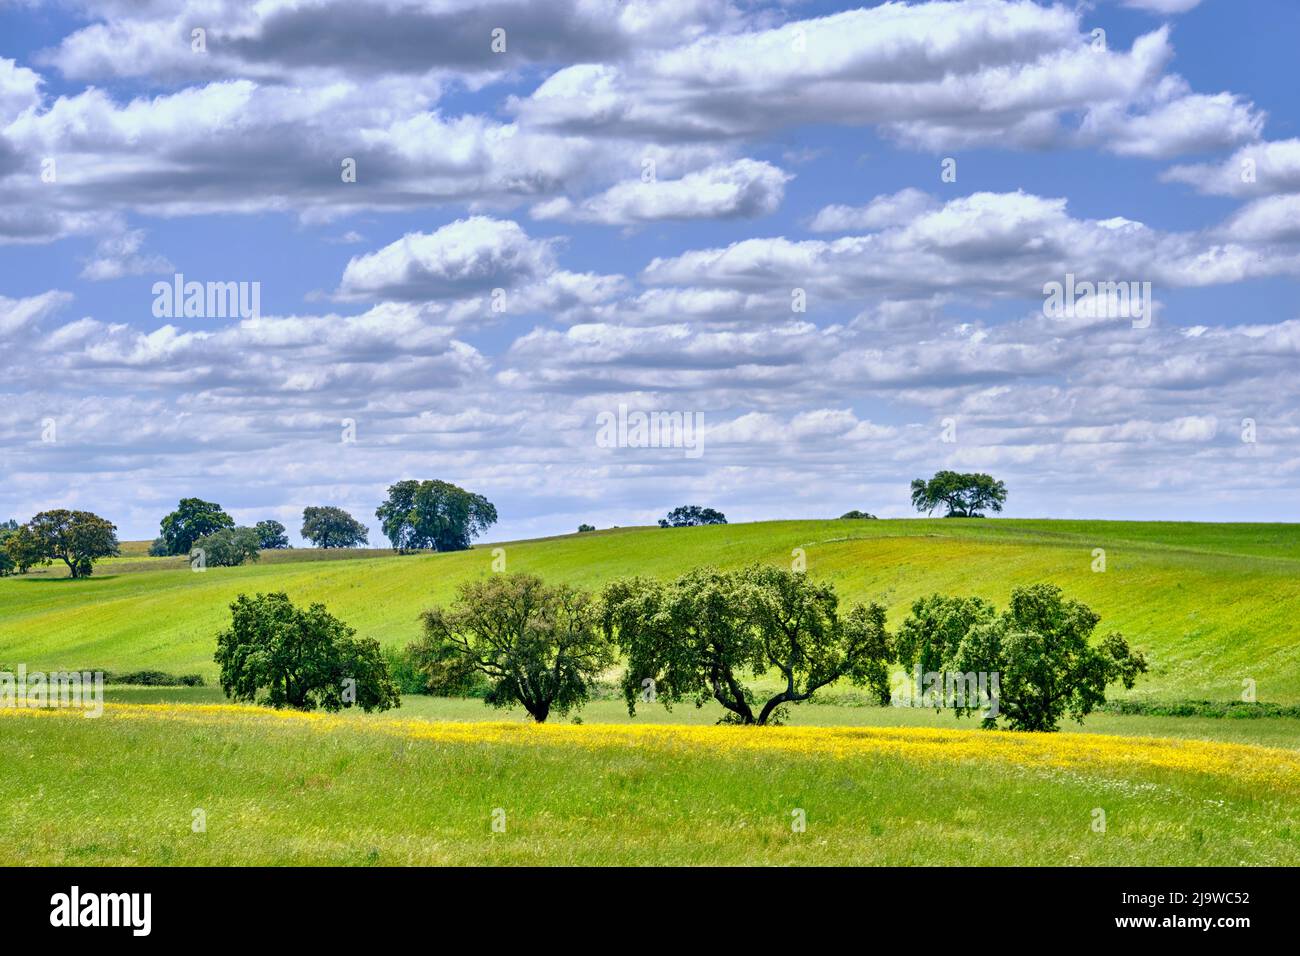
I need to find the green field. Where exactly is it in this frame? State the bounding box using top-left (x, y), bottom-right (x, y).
top-left (4, 518), bottom-right (1299, 866)
top-left (3, 703), bottom-right (1298, 866)
top-left (3, 519), bottom-right (1299, 704)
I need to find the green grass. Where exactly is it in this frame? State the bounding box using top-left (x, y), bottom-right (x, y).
top-left (98, 685), bottom-right (1300, 748)
top-left (3, 518), bottom-right (1299, 704)
top-left (3, 702), bottom-right (1297, 865)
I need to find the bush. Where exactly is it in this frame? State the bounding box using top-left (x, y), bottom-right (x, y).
top-left (839, 510), bottom-right (877, 519)
top-left (105, 670), bottom-right (205, 687)
top-left (147, 537), bottom-right (169, 557)
top-left (577, 524), bottom-right (595, 533)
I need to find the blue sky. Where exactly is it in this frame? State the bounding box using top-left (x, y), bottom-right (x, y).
top-left (2, 0), bottom-right (1299, 544)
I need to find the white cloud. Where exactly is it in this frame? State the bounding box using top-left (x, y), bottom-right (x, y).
top-left (1164, 138), bottom-right (1300, 197)
top-left (79, 229), bottom-right (174, 280)
top-left (0, 57), bottom-right (41, 122)
top-left (532, 159), bottom-right (790, 225)
top-left (0, 290), bottom-right (72, 338)
top-left (809, 188), bottom-right (938, 233)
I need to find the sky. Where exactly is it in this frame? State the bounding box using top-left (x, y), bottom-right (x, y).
top-left (1, 0), bottom-right (1299, 545)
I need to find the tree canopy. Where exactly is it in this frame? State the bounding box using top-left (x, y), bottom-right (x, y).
top-left (160, 498), bottom-right (234, 555)
top-left (215, 591), bottom-right (399, 712)
top-left (412, 573), bottom-right (613, 722)
top-left (6, 509), bottom-right (120, 579)
top-left (254, 520), bottom-right (290, 549)
top-left (899, 584), bottom-right (1147, 731)
top-left (602, 565), bottom-right (892, 725)
top-left (658, 505), bottom-right (727, 528)
top-left (375, 479), bottom-right (498, 552)
top-left (194, 526), bottom-right (261, 567)
top-left (910, 471), bottom-right (1007, 517)
top-left (301, 506), bottom-right (369, 548)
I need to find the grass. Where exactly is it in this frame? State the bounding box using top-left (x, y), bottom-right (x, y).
top-left (3, 518), bottom-right (1299, 704)
top-left (98, 685), bottom-right (1300, 748)
top-left (4, 518), bottom-right (1299, 866)
top-left (2, 701), bottom-right (1296, 865)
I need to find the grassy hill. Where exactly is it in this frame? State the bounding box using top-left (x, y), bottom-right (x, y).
top-left (2, 518), bottom-right (1298, 703)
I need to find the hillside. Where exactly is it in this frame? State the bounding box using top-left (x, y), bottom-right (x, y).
top-left (2, 518), bottom-right (1298, 703)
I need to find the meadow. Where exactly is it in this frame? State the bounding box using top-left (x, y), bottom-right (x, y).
top-left (3, 518), bottom-right (1298, 866)
top-left (2, 702), bottom-right (1298, 866)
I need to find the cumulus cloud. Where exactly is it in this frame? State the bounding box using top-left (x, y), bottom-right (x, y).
top-left (0, 57), bottom-right (42, 122)
top-left (41, 0), bottom-right (749, 82)
top-left (642, 190), bottom-right (1300, 302)
top-left (532, 159), bottom-right (790, 225)
top-left (1164, 138), bottom-right (1300, 197)
top-left (335, 216), bottom-right (625, 316)
top-left (80, 229), bottom-right (174, 281)
top-left (809, 188), bottom-right (938, 232)
top-left (513, 3), bottom-right (1185, 153)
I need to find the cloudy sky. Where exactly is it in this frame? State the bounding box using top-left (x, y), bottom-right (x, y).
top-left (2, 0), bottom-right (1299, 544)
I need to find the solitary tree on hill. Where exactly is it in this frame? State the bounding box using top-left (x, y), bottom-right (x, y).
top-left (658, 505), bottom-right (727, 528)
top-left (301, 506), bottom-right (369, 548)
top-left (375, 479), bottom-right (498, 552)
top-left (10, 509), bottom-right (120, 579)
top-left (910, 471), bottom-right (1007, 517)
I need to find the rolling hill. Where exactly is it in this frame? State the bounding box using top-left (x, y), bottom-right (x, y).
top-left (2, 518), bottom-right (1298, 703)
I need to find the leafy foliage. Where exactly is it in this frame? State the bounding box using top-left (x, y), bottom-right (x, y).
top-left (895, 593), bottom-right (997, 678)
top-left (602, 565), bottom-right (892, 725)
top-left (899, 583), bottom-right (1148, 731)
top-left (300, 506), bottom-right (369, 548)
top-left (375, 479), bottom-right (498, 552)
top-left (658, 505), bottom-right (727, 528)
top-left (577, 523), bottom-right (596, 532)
top-left (214, 592), bottom-right (399, 712)
top-left (414, 573), bottom-right (614, 722)
top-left (839, 510), bottom-right (877, 519)
top-left (160, 498), bottom-right (234, 555)
top-left (193, 526), bottom-right (261, 567)
top-left (7, 510), bottom-right (120, 579)
top-left (910, 471), bottom-right (1007, 517)
top-left (254, 520), bottom-right (290, 549)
